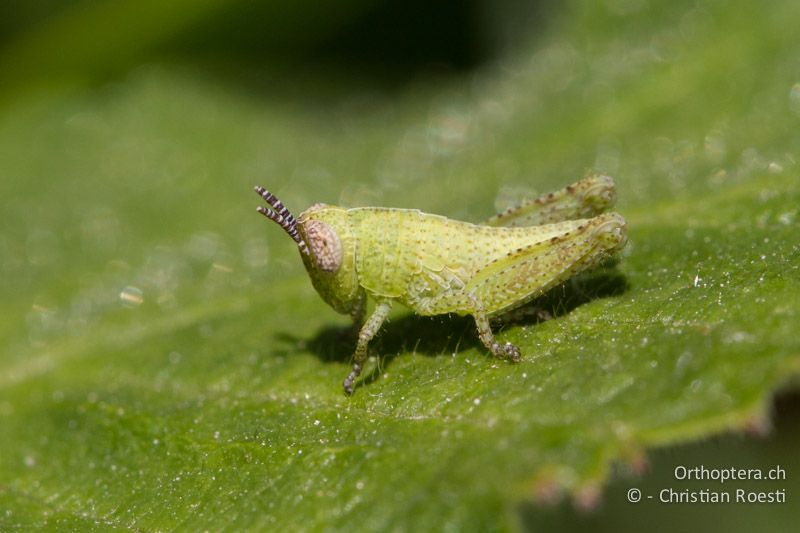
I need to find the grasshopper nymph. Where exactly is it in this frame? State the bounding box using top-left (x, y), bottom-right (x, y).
top-left (255, 175), bottom-right (627, 395)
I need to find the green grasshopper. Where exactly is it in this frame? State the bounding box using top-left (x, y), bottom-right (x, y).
top-left (255, 175), bottom-right (627, 395)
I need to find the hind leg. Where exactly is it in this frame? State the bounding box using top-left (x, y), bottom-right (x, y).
top-left (486, 174), bottom-right (617, 227)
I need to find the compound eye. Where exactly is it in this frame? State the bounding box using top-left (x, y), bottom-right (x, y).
top-left (304, 220), bottom-right (342, 273)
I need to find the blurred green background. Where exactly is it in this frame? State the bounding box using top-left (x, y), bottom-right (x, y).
top-left (1, 0), bottom-right (799, 531)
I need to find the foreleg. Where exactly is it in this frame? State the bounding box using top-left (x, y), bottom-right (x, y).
top-left (343, 301), bottom-right (392, 395)
top-left (338, 289), bottom-right (367, 342)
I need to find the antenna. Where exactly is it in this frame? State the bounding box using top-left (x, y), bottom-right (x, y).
top-left (254, 186), bottom-right (310, 256)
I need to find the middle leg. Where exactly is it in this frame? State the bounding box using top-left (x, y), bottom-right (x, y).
top-left (471, 301), bottom-right (521, 362)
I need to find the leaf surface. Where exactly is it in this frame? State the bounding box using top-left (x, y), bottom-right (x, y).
top-left (1, 0), bottom-right (799, 530)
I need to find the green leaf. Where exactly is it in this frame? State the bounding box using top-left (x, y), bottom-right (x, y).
top-left (1, 0), bottom-right (799, 530)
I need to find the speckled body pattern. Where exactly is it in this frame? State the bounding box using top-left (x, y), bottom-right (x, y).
top-left (255, 175), bottom-right (628, 394)
top-left (348, 209), bottom-right (621, 316)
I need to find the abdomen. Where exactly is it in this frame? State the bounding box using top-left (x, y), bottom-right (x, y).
top-left (349, 207), bottom-right (576, 314)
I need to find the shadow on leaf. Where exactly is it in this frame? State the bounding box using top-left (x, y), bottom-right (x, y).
top-left (276, 267), bottom-right (629, 385)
